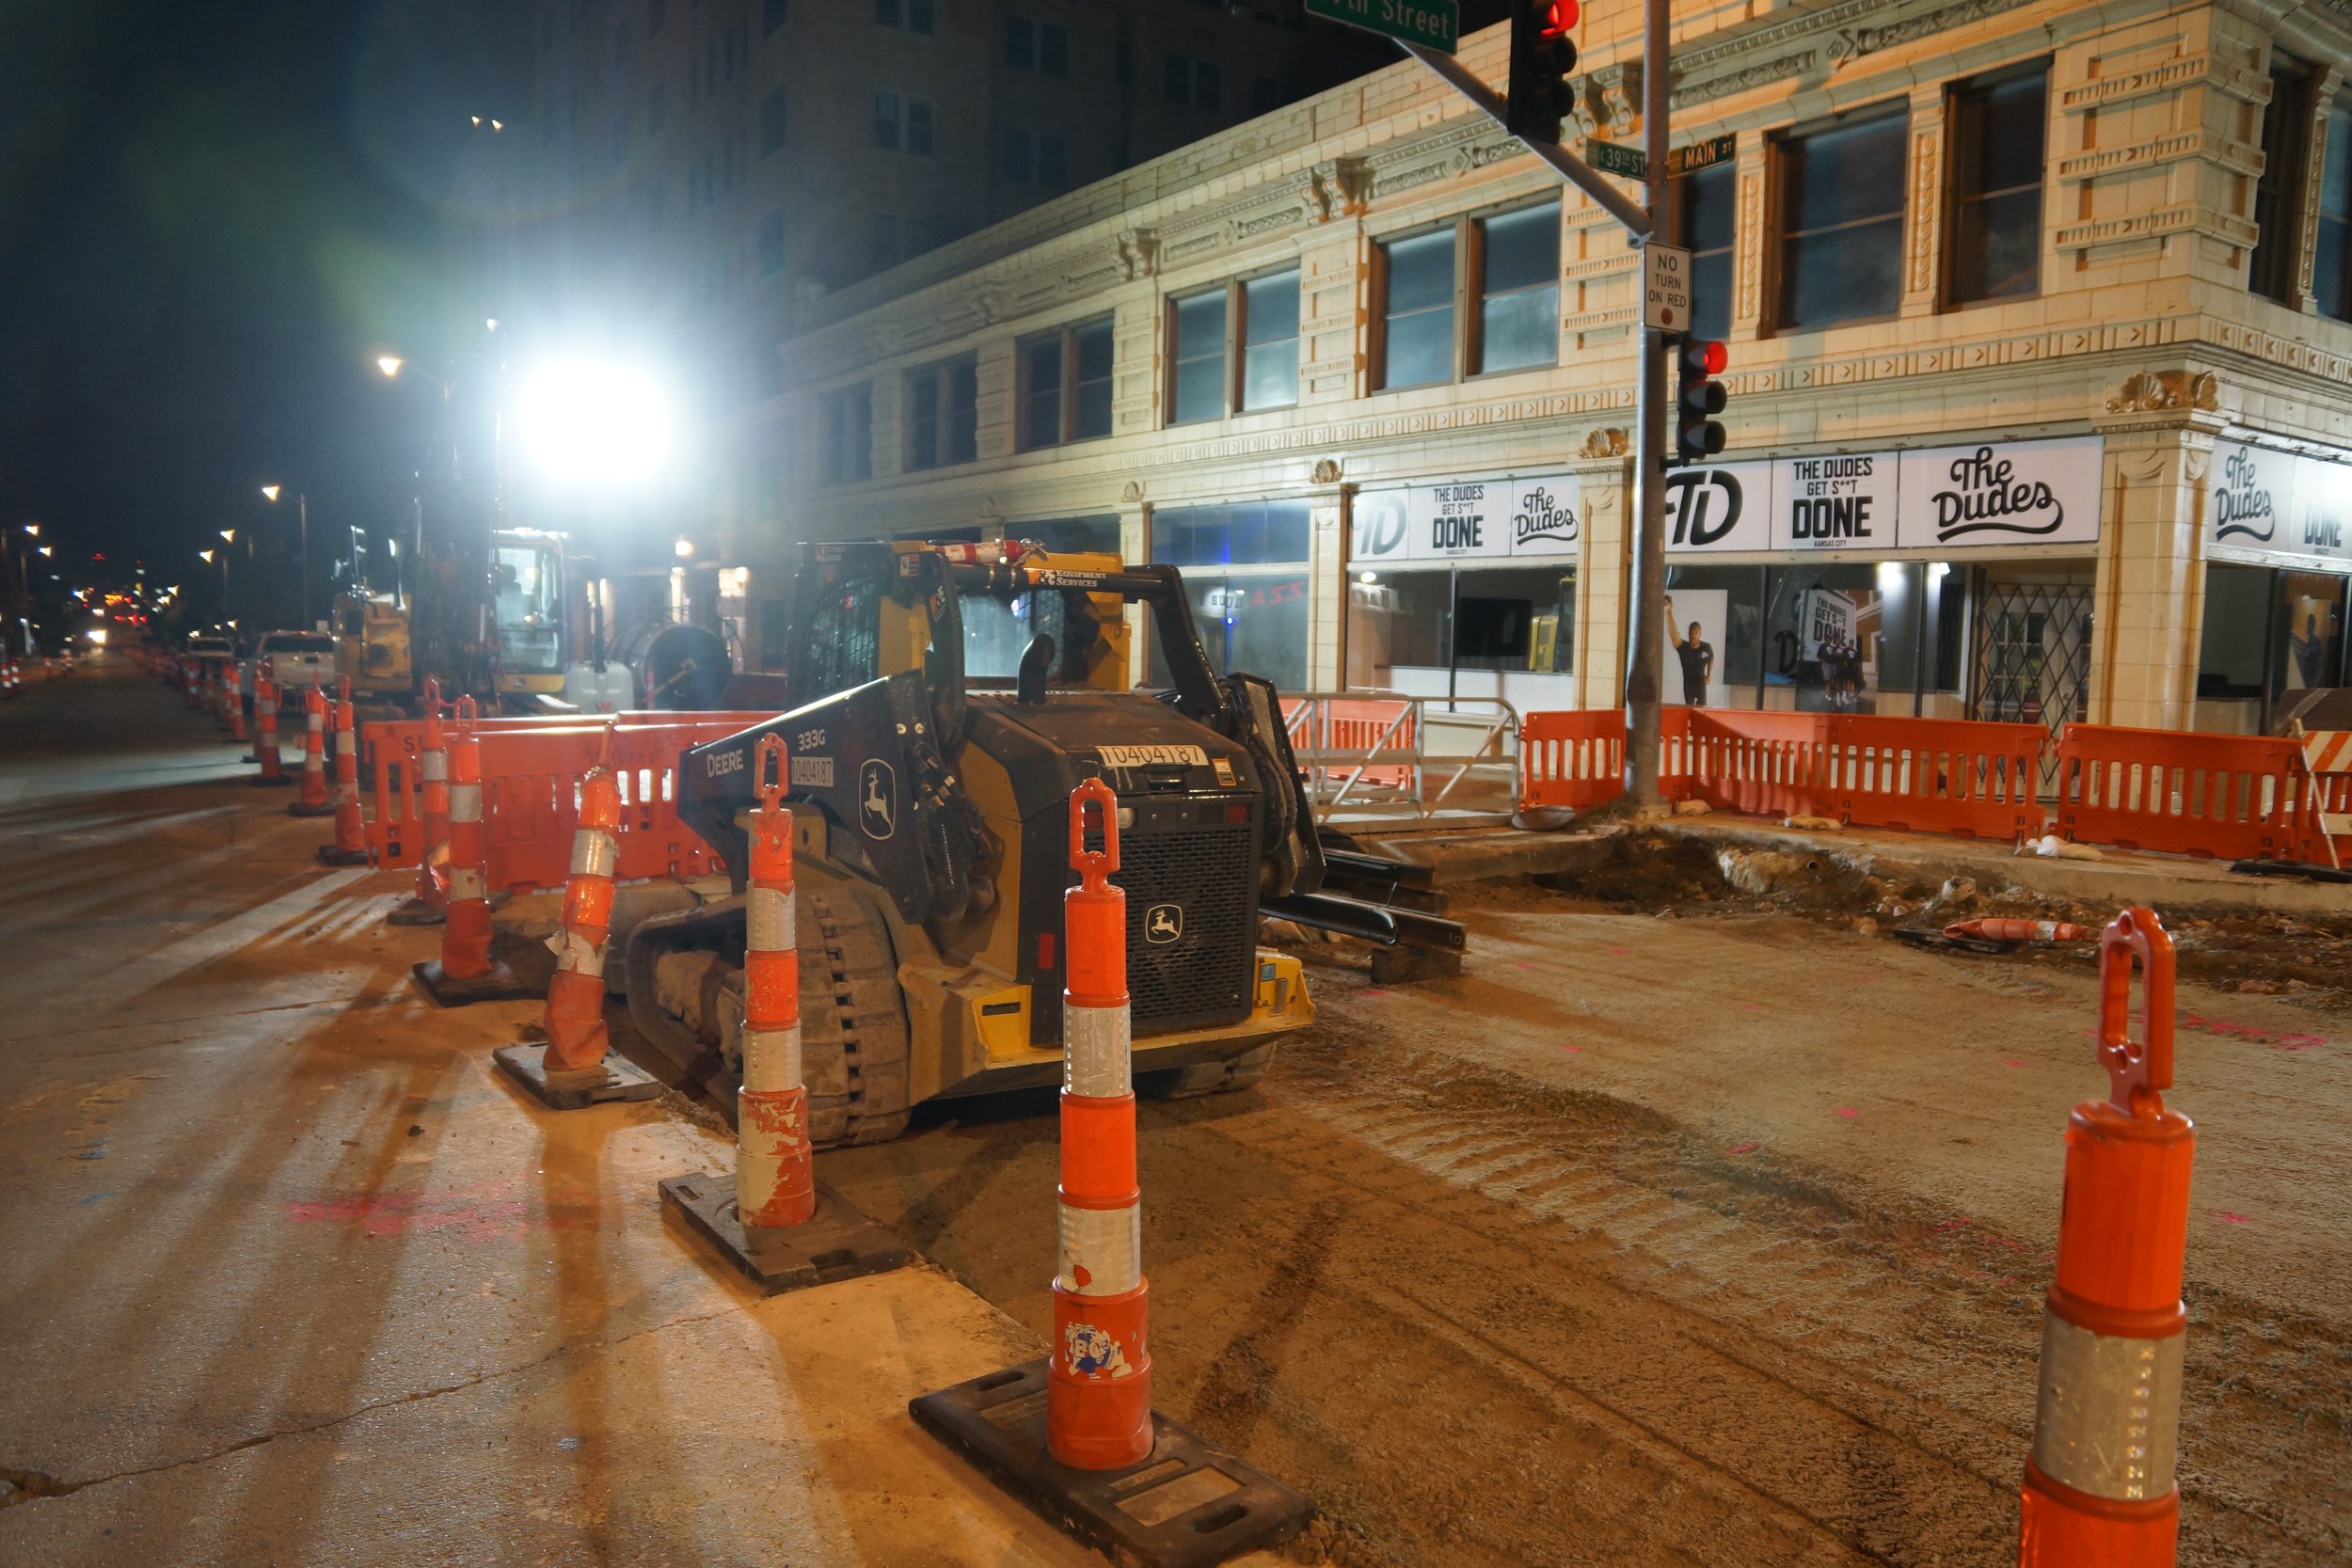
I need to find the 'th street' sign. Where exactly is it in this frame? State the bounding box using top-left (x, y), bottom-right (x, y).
top-left (1585, 133), bottom-right (1739, 182)
top-left (1304, 0), bottom-right (1459, 55)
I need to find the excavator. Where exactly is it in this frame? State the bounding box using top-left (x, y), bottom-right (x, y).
top-left (620, 538), bottom-right (1463, 1145)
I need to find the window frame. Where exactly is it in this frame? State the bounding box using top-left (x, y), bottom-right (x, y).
top-left (903, 354), bottom-right (980, 471)
top-left (1371, 198), bottom-right (1560, 393)
top-left (2316, 92), bottom-right (2352, 322)
top-left (871, 90), bottom-right (934, 155)
top-left (1162, 263), bottom-right (1302, 426)
top-left (1015, 315), bottom-right (1117, 451)
top-left (1764, 99), bottom-right (1912, 336)
top-left (819, 383), bottom-right (874, 486)
top-left (2252, 55), bottom-right (2316, 306)
top-left (1940, 59), bottom-right (2051, 311)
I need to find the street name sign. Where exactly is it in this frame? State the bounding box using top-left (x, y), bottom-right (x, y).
top-left (1584, 133), bottom-right (1739, 183)
top-left (1304, 0), bottom-right (1459, 54)
top-left (1644, 243), bottom-right (1692, 332)
top-left (1586, 138), bottom-right (1647, 180)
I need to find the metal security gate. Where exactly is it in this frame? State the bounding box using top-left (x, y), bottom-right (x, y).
top-left (1970, 578), bottom-right (2092, 794)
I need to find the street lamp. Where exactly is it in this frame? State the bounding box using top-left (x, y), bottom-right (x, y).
top-left (260, 486), bottom-right (310, 627)
top-left (374, 354), bottom-right (450, 395)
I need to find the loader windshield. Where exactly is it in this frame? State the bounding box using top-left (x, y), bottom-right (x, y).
top-left (961, 588), bottom-right (1069, 680)
top-left (491, 542), bottom-right (563, 673)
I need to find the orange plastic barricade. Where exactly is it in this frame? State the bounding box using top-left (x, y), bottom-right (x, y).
top-left (1679, 711), bottom-right (1838, 819)
top-left (2054, 724), bottom-right (2305, 861)
top-left (1518, 708), bottom-right (1628, 811)
top-left (1824, 714), bottom-right (2044, 840)
top-left (1283, 698), bottom-right (1418, 789)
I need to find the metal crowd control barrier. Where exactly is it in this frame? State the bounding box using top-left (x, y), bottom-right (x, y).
top-left (1280, 692), bottom-right (1520, 820)
top-left (1520, 707), bottom-right (2046, 840)
top-left (2053, 723), bottom-right (2307, 862)
top-left (361, 711), bottom-right (776, 888)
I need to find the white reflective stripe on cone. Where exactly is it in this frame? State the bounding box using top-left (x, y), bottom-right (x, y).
top-left (569, 828), bottom-right (619, 879)
top-left (449, 867), bottom-right (485, 903)
top-left (740, 1023), bottom-right (803, 1093)
top-left (421, 752), bottom-right (448, 781)
top-left (309, 711), bottom-right (324, 733)
top-left (1063, 1003), bottom-right (1131, 1098)
top-left (2030, 1314), bottom-right (2184, 1501)
top-left (737, 1085), bottom-right (805, 1215)
top-left (747, 885), bottom-right (796, 953)
top-left (450, 783), bottom-right (482, 821)
top-left (545, 927), bottom-right (606, 977)
top-left (1057, 1201), bottom-right (1142, 1296)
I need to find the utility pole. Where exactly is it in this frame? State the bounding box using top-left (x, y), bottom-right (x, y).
top-left (1402, 0), bottom-right (1676, 814)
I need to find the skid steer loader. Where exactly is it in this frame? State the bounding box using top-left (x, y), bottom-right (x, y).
top-left (622, 539), bottom-right (1462, 1146)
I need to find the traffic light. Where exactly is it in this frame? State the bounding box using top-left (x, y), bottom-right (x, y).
top-left (1505, 2), bottom-right (1579, 146)
top-left (1675, 339), bottom-right (1728, 465)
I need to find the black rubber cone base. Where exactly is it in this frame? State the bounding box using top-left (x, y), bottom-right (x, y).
top-left (315, 844), bottom-right (370, 867)
top-left (385, 895), bottom-right (446, 927)
top-left (494, 1042), bottom-right (663, 1110)
top-left (250, 773), bottom-right (294, 788)
top-left (287, 797), bottom-right (336, 817)
top-left (659, 1172), bottom-right (908, 1295)
top-left (410, 958), bottom-right (532, 1007)
top-left (911, 1361), bottom-right (1315, 1568)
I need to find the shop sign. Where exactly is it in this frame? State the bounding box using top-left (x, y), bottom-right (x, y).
top-left (2208, 441), bottom-right (2352, 565)
top-left (1894, 436), bottom-right (2103, 549)
top-left (1663, 462), bottom-right (1774, 553)
top-left (1775, 452), bottom-right (1898, 550)
top-left (1350, 473), bottom-right (1582, 562)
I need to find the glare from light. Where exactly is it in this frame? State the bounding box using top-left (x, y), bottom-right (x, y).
top-left (517, 360), bottom-right (675, 485)
top-left (1358, 571), bottom-right (1378, 585)
top-left (36, 546), bottom-right (51, 557)
top-left (674, 536), bottom-right (694, 559)
top-left (376, 356), bottom-right (405, 379)
top-left (199, 549), bottom-right (215, 563)
top-left (490, 119), bottom-right (504, 133)
top-left (220, 529), bottom-right (236, 543)
top-left (23, 523), bottom-right (37, 536)
top-left (469, 115), bottom-right (482, 127)
top-left (1876, 561), bottom-right (1905, 590)
top-left (1929, 561), bottom-right (1950, 582)
top-left (260, 484), bottom-right (281, 502)
top-left (87, 628), bottom-right (107, 646)
top-left (485, 318), bottom-right (500, 332)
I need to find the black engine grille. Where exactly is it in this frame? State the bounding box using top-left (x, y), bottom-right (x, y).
top-left (1109, 817), bottom-right (1257, 1032)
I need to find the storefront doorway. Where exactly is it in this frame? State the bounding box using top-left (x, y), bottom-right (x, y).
top-left (1970, 570), bottom-right (2091, 784)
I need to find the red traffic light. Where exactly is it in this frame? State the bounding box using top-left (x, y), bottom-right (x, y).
top-left (1542, 1), bottom-right (1580, 34)
top-left (1682, 339), bottom-right (1727, 376)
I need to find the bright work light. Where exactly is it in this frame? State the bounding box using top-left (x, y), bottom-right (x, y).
top-left (517, 360), bottom-right (675, 486)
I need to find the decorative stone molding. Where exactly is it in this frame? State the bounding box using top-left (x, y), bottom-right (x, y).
top-left (1576, 62), bottom-right (1641, 138)
top-left (2103, 370), bottom-right (2221, 416)
top-left (1907, 123), bottom-right (1940, 298)
top-left (2295, 71), bottom-right (2344, 309)
top-left (1672, 52), bottom-right (1820, 111)
top-left (2056, 52), bottom-right (2270, 115)
top-left (1112, 229), bottom-right (1159, 282)
top-left (1370, 122), bottom-right (1521, 200)
top-left (1311, 458), bottom-right (1343, 483)
top-left (2056, 129), bottom-right (2261, 182)
top-left (1579, 427), bottom-right (1630, 460)
top-left (1302, 158), bottom-right (1371, 224)
top-left (1734, 167), bottom-right (1765, 326)
top-left (2055, 204), bottom-right (2258, 252)
top-left (1119, 481), bottom-right (1144, 502)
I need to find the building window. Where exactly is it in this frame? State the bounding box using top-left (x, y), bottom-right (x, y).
top-left (905, 356), bottom-right (979, 469)
top-left (1005, 16), bottom-right (1069, 74)
top-left (1376, 202), bottom-right (1559, 389)
top-left (1150, 502), bottom-right (1312, 692)
top-left (1164, 55), bottom-right (1220, 111)
top-left (1476, 203), bottom-right (1559, 373)
top-left (760, 87), bottom-right (787, 154)
top-left (761, 0), bottom-right (786, 36)
top-left (1166, 268), bottom-right (1299, 424)
top-left (821, 385), bottom-right (873, 484)
top-left (2317, 96), bottom-right (2352, 321)
top-left (758, 209), bottom-right (786, 276)
top-left (1772, 103), bottom-right (1908, 331)
top-left (1002, 130), bottom-right (1067, 187)
top-left (873, 90), bottom-right (933, 154)
top-left (1946, 63), bottom-right (2047, 307)
top-left (1018, 317), bottom-right (1115, 450)
top-left (2253, 57), bottom-right (2315, 304)
top-left (875, 0), bottom-right (934, 35)
top-left (647, 0), bottom-right (665, 35)
top-left (1675, 159), bottom-right (1735, 342)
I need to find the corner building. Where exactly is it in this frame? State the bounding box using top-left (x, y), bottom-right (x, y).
top-left (750, 1), bottom-right (2352, 749)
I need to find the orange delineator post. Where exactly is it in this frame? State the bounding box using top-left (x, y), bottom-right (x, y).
top-left (2019, 906), bottom-right (2193, 1568)
top-left (319, 677), bottom-right (368, 865)
top-left (410, 697), bottom-right (529, 1006)
top-left (1050, 777), bottom-right (1152, 1470)
top-left (739, 734), bottom-right (815, 1226)
top-left (543, 759), bottom-right (621, 1074)
top-left (225, 671), bottom-right (249, 744)
top-left (252, 672), bottom-right (290, 787)
top-left (386, 681), bottom-right (453, 925)
top-left (289, 682), bottom-right (334, 816)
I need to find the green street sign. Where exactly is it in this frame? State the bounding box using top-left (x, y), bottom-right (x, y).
top-left (1586, 139), bottom-right (1646, 181)
top-left (1584, 134), bottom-right (1740, 182)
top-left (1303, 0), bottom-right (1459, 55)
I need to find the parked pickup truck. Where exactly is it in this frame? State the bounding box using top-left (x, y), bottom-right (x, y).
top-left (244, 629), bottom-right (339, 702)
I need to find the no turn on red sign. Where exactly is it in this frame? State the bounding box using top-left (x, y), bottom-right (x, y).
top-left (1644, 243), bottom-right (1692, 333)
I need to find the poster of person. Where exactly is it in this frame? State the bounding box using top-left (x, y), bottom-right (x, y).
top-left (1661, 589), bottom-right (1727, 707)
top-left (2286, 593), bottom-right (2341, 690)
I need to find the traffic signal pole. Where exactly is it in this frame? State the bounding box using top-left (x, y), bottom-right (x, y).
top-left (1400, 0), bottom-right (1675, 812)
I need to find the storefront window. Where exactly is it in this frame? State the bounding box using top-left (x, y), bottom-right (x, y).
top-left (1345, 562), bottom-right (1575, 706)
top-left (1011, 514), bottom-right (1122, 558)
top-left (1151, 500), bottom-right (1311, 692)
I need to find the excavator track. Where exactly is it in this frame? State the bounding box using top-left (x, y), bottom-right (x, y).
top-left (621, 885), bottom-right (911, 1148)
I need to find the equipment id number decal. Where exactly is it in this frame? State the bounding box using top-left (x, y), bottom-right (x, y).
top-left (1099, 744), bottom-right (1206, 769)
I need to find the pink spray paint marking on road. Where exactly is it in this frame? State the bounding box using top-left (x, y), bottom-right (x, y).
top-left (1726, 1140), bottom-right (1759, 1156)
top-left (2212, 1211), bottom-right (2252, 1225)
top-left (1833, 1107), bottom-right (1860, 1118)
top-left (2002, 1059), bottom-right (2026, 1068)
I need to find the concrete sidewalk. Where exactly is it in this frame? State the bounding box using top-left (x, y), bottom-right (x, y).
top-left (0, 658), bottom-right (1179, 1567)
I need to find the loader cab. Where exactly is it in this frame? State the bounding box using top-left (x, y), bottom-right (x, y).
top-left (489, 531), bottom-right (566, 701)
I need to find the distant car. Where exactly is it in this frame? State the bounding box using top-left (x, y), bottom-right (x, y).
top-left (246, 629), bottom-right (339, 699)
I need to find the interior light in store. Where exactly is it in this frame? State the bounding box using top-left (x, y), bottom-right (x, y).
top-left (1358, 571), bottom-right (1378, 585)
top-left (1876, 561), bottom-right (1905, 590)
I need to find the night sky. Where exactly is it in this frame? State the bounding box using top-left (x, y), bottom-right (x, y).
top-left (0, 1), bottom-right (529, 595)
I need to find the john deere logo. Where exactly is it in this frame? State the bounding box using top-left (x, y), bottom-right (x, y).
top-left (858, 759), bottom-right (897, 840)
top-left (1145, 903), bottom-right (1184, 943)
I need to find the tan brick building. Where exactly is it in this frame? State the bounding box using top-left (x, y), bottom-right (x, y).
top-left (737, 0), bottom-right (2352, 751)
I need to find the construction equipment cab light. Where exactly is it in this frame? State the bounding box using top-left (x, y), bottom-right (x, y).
top-left (1504, 1), bottom-right (1579, 143)
top-left (1675, 338), bottom-right (1729, 465)
top-left (517, 360), bottom-right (675, 485)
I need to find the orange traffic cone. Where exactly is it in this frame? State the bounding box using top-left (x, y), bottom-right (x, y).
top-left (251, 671), bottom-right (291, 787)
top-left (318, 677), bottom-right (369, 864)
top-left (660, 733), bottom-right (905, 1291)
top-left (2019, 907), bottom-right (2193, 1568)
top-left (288, 682), bottom-right (334, 816)
top-left (387, 679), bottom-right (451, 927)
top-left (410, 697), bottom-right (529, 1006)
top-left (1947, 918), bottom-right (2095, 944)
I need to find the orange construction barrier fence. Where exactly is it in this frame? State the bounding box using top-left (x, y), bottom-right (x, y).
top-left (1518, 708), bottom-right (1629, 811)
top-left (1281, 697), bottom-right (1419, 789)
top-left (2052, 724), bottom-right (2306, 862)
